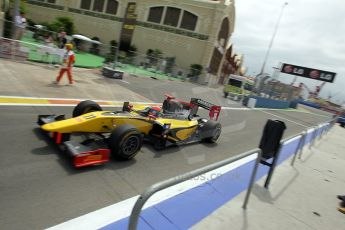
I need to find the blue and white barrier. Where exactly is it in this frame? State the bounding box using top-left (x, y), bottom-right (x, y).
top-left (48, 120), bottom-right (334, 230)
top-left (49, 152), bottom-right (262, 230)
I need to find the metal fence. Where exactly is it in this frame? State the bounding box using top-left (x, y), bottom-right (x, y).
top-left (127, 119), bottom-right (335, 230)
top-left (1, 18), bottom-right (207, 82)
top-left (253, 79), bottom-right (302, 101)
top-left (128, 148), bottom-right (263, 230)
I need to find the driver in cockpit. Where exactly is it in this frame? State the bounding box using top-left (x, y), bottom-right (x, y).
top-left (140, 106), bottom-right (163, 118)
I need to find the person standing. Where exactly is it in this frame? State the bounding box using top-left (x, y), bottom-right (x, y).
top-left (14, 12), bottom-right (27, 41)
top-left (54, 43), bottom-right (75, 85)
top-left (58, 31), bottom-right (67, 49)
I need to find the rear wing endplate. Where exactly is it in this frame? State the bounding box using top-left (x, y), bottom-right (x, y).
top-left (190, 98), bottom-right (221, 121)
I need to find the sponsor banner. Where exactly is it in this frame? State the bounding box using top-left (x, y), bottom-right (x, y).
top-left (120, 2), bottom-right (137, 51)
top-left (280, 63), bottom-right (336, 83)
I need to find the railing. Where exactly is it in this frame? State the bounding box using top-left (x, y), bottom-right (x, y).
top-left (128, 148), bottom-right (262, 230)
top-left (1, 17), bottom-right (211, 82)
top-left (127, 118), bottom-right (336, 230)
top-left (265, 119), bottom-right (336, 188)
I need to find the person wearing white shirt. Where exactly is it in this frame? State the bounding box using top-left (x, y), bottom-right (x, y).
top-left (14, 12), bottom-right (27, 40)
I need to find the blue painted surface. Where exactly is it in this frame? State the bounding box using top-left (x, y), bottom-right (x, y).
top-left (100, 135), bottom-right (317, 230)
top-left (316, 127), bottom-right (322, 137)
top-left (277, 137), bottom-right (301, 164)
top-left (100, 216), bottom-right (153, 230)
top-left (296, 100), bottom-right (321, 109)
top-left (304, 131), bottom-right (315, 145)
top-left (289, 100), bottom-right (299, 109)
top-left (154, 183), bottom-right (227, 229)
top-left (248, 96), bottom-right (291, 109)
top-left (101, 159), bottom-right (259, 230)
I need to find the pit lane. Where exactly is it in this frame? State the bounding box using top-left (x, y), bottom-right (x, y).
top-left (0, 104), bottom-right (331, 229)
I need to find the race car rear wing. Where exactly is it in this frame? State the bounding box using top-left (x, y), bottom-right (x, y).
top-left (190, 98), bottom-right (221, 121)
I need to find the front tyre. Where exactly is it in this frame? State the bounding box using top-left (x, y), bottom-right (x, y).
top-left (73, 100), bottom-right (102, 117)
top-left (109, 125), bottom-right (143, 160)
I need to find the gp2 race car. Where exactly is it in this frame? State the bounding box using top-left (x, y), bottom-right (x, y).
top-left (37, 95), bottom-right (222, 168)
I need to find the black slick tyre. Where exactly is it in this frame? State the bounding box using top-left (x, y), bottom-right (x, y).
top-left (224, 92), bottom-right (228, 98)
top-left (73, 100), bottom-right (102, 117)
top-left (109, 125), bottom-right (143, 160)
top-left (201, 121), bottom-right (222, 143)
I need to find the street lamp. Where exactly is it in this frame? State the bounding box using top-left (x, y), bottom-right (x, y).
top-left (259, 2), bottom-right (288, 75)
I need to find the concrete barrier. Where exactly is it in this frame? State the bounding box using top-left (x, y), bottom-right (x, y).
top-left (247, 96), bottom-right (291, 109)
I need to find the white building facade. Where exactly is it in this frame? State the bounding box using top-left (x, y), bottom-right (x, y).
top-left (26, 0), bottom-right (236, 83)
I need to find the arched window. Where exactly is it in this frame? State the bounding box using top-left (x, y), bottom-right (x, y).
top-left (163, 7), bottom-right (181, 27)
top-left (105, 0), bottom-right (118, 15)
top-left (148, 6), bottom-right (164, 23)
top-left (93, 0), bottom-right (105, 12)
top-left (80, 0), bottom-right (91, 10)
top-left (180, 11), bottom-right (197, 31)
top-left (146, 6), bottom-right (198, 31)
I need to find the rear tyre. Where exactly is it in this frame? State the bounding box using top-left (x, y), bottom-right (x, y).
top-left (201, 121), bottom-right (222, 143)
top-left (109, 125), bottom-right (143, 160)
top-left (224, 92), bottom-right (228, 98)
top-left (73, 100), bottom-right (102, 117)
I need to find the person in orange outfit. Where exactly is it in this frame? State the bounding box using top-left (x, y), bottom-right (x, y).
top-left (54, 43), bottom-right (75, 85)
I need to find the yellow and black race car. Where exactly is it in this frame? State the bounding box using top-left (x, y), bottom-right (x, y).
top-left (37, 96), bottom-right (222, 168)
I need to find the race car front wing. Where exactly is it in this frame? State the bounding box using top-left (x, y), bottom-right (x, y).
top-left (37, 115), bottom-right (110, 168)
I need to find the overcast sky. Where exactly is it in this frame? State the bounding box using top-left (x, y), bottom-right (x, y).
top-left (231, 0), bottom-right (345, 104)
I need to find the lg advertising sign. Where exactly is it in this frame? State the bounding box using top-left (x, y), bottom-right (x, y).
top-left (280, 63), bottom-right (336, 83)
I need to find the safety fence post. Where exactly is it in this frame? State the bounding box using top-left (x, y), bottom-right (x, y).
top-left (298, 131), bottom-right (307, 160)
top-left (243, 149), bottom-right (263, 209)
top-left (291, 132), bottom-right (305, 166)
top-left (128, 149), bottom-right (261, 230)
top-left (319, 123), bottom-right (327, 140)
top-left (312, 125), bottom-right (321, 146)
top-left (318, 124), bottom-right (323, 140)
top-left (263, 144), bottom-right (282, 189)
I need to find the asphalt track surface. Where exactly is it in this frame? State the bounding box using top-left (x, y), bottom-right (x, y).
top-left (0, 59), bottom-right (335, 229)
top-left (0, 102), bottom-right (332, 229)
top-left (117, 74), bottom-right (244, 108)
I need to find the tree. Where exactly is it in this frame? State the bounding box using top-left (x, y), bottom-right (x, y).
top-left (48, 17), bottom-right (75, 35)
top-left (146, 49), bottom-right (163, 67)
top-left (109, 40), bottom-right (118, 55)
top-left (164, 57), bottom-right (176, 74)
top-left (188, 64), bottom-right (203, 82)
top-left (3, 0), bottom-right (27, 38)
top-left (7, 0), bottom-right (27, 15)
top-left (126, 44), bottom-right (137, 64)
top-left (89, 36), bottom-right (100, 55)
top-left (105, 40), bottom-right (118, 62)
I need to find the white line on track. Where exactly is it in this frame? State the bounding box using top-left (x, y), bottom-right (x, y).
top-left (0, 102), bottom-right (325, 117)
top-left (0, 103), bottom-right (160, 107)
top-left (0, 96), bottom-right (328, 119)
top-left (258, 109), bottom-right (309, 128)
top-left (120, 80), bottom-right (130, 84)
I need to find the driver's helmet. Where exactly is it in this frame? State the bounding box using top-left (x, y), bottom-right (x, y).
top-left (143, 106), bottom-right (162, 117)
top-left (150, 106), bottom-right (162, 117)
